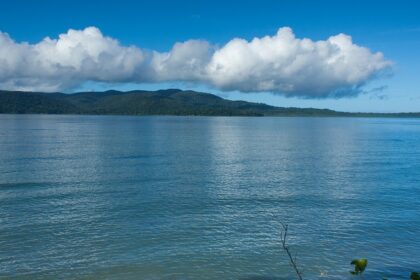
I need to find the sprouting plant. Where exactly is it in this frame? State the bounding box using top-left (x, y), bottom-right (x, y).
top-left (276, 223), bottom-right (415, 280)
top-left (350, 258), bottom-right (368, 276)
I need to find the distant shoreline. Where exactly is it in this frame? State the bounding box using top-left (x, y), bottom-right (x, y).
top-left (1, 89), bottom-right (420, 118)
top-left (2, 113), bottom-right (420, 119)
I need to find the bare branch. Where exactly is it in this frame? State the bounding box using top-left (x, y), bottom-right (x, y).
top-left (280, 223), bottom-right (303, 280)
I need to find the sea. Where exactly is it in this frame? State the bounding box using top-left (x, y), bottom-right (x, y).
top-left (1, 115), bottom-right (419, 280)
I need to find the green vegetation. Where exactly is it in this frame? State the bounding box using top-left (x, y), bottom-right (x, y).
top-left (1, 89), bottom-right (420, 117)
top-left (350, 258), bottom-right (368, 275)
top-left (280, 224), bottom-right (418, 280)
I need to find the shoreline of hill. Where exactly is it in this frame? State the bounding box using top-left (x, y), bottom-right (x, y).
top-left (1, 89), bottom-right (419, 118)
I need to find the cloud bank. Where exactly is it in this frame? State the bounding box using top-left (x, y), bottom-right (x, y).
top-left (0, 26), bottom-right (391, 98)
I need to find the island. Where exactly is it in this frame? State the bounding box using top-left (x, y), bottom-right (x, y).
top-left (1, 89), bottom-right (419, 117)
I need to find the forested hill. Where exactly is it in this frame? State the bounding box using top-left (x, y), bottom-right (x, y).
top-left (0, 89), bottom-right (419, 117)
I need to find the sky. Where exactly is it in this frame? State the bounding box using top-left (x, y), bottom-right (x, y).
top-left (1, 0), bottom-right (420, 112)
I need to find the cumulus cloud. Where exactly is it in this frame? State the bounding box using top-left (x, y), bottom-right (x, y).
top-left (0, 27), bottom-right (144, 91)
top-left (0, 26), bottom-right (391, 97)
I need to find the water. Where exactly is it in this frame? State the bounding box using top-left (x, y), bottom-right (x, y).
top-left (0, 115), bottom-right (419, 280)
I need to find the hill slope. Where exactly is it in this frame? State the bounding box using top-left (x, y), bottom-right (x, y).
top-left (0, 89), bottom-right (419, 117)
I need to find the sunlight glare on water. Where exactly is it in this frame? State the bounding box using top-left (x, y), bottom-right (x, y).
top-left (1, 115), bottom-right (419, 280)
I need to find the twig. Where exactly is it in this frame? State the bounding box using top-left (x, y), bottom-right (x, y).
top-left (280, 223), bottom-right (303, 280)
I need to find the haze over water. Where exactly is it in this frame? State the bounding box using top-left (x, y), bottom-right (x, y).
top-left (1, 115), bottom-right (419, 279)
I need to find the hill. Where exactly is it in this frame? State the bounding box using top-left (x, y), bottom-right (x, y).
top-left (0, 89), bottom-right (419, 117)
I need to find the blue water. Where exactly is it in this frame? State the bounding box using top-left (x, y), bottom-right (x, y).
top-left (0, 115), bottom-right (419, 280)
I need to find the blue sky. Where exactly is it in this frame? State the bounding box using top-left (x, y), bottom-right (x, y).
top-left (1, 0), bottom-right (420, 112)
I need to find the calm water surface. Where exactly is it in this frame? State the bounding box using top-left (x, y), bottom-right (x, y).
top-left (0, 115), bottom-right (419, 280)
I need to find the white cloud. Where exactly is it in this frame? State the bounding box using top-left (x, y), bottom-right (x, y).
top-left (0, 26), bottom-right (391, 97)
top-left (0, 27), bottom-right (144, 91)
top-left (205, 27), bottom-right (391, 97)
top-left (150, 40), bottom-right (213, 82)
